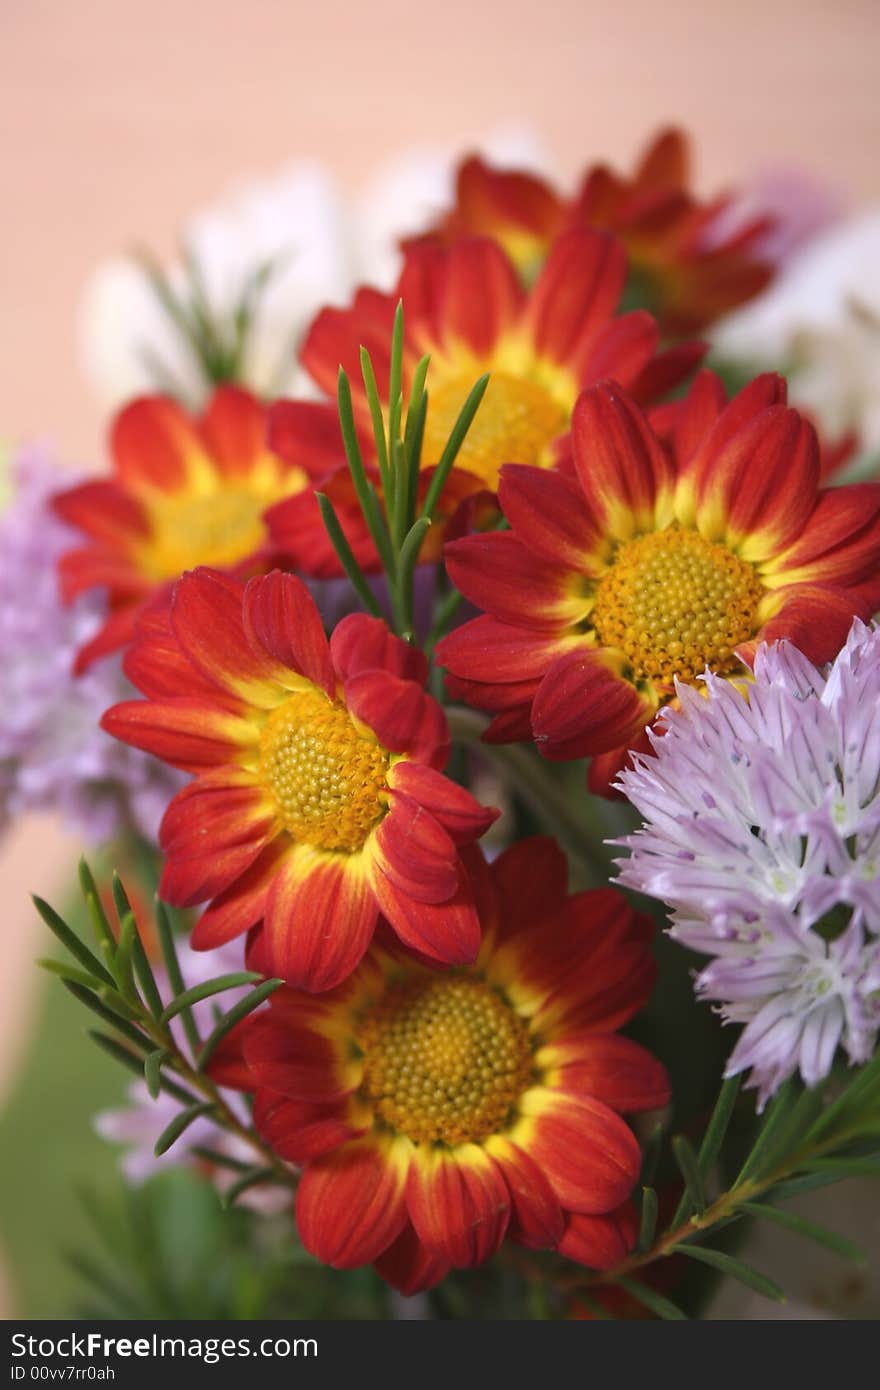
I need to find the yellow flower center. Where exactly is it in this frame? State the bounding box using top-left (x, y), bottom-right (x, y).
top-left (144, 486), bottom-right (270, 579)
top-left (360, 976), bottom-right (532, 1145)
top-left (422, 372), bottom-right (567, 491)
top-left (259, 689), bottom-right (390, 853)
top-left (591, 526), bottom-right (763, 685)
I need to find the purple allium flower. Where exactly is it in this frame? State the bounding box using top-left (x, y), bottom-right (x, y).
top-left (95, 939), bottom-right (289, 1213)
top-left (615, 619), bottom-right (880, 1107)
top-left (0, 445), bottom-right (181, 843)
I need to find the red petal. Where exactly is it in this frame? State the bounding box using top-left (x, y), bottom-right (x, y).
top-left (267, 399), bottom-right (348, 478)
top-left (531, 648), bottom-right (657, 758)
top-left (263, 848), bottom-right (378, 992)
top-left (112, 395), bottom-right (209, 493)
top-left (296, 1137), bottom-right (410, 1268)
top-left (421, 237), bottom-right (524, 358)
top-left (58, 547), bottom-right (153, 603)
top-left (123, 593), bottom-right (237, 702)
top-left (444, 531), bottom-right (585, 630)
top-left (520, 1091), bottom-right (640, 1214)
top-left (763, 482), bottom-right (880, 603)
top-left (484, 1135), bottom-right (564, 1249)
top-left (170, 568), bottom-right (284, 706)
top-left (191, 842), bottom-right (287, 949)
top-left (101, 697), bottom-right (258, 771)
top-left (344, 670), bottom-right (449, 768)
top-left (437, 615), bottom-right (575, 687)
top-left (244, 1013), bottom-right (354, 1103)
top-left (53, 478), bottom-right (150, 544)
top-left (558, 1200), bottom-right (638, 1269)
top-left (373, 1223), bottom-right (451, 1295)
top-left (405, 1144), bottom-right (510, 1267)
top-left (73, 606), bottom-right (143, 674)
top-left (253, 1090), bottom-right (366, 1164)
top-left (497, 463), bottom-right (603, 571)
top-left (242, 570), bottom-right (334, 696)
top-left (302, 289), bottom-right (397, 404)
top-left (693, 405), bottom-right (819, 561)
top-left (264, 479), bottom-right (379, 580)
top-left (526, 229), bottom-right (625, 370)
top-left (539, 1033), bottom-right (670, 1114)
top-left (570, 382), bottom-right (673, 540)
top-left (373, 799), bottom-right (460, 903)
top-left (368, 855), bottom-right (481, 966)
top-left (198, 386), bottom-right (268, 477)
top-left (158, 779), bottom-right (275, 904)
top-left (387, 762), bottom-right (499, 844)
top-left (330, 613), bottom-right (428, 685)
top-left (489, 836), bottom-right (569, 941)
top-left (750, 584), bottom-right (870, 667)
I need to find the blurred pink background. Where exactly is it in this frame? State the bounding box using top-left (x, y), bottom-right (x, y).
top-left (0, 0), bottom-right (877, 1313)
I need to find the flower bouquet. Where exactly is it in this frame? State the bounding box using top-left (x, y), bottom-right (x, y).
top-left (5, 128), bottom-right (880, 1322)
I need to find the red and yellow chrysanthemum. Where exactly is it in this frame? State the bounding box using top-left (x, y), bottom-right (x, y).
top-left (438, 372), bottom-right (880, 792)
top-left (102, 568), bottom-right (497, 991)
top-left (54, 386), bottom-right (325, 671)
top-left (265, 229), bottom-right (702, 575)
top-left (412, 128), bottom-right (773, 336)
top-left (241, 838), bottom-right (668, 1292)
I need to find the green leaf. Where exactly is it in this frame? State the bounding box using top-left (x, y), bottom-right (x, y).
top-left (421, 373), bottom-right (489, 520)
top-left (197, 979), bottom-right (283, 1071)
top-left (672, 1134), bottom-right (705, 1217)
top-left (387, 300), bottom-right (405, 445)
top-left (144, 1049), bottom-right (171, 1100)
top-left (63, 981), bottom-right (150, 1048)
top-left (78, 860), bottom-right (116, 951)
top-left (190, 1146), bottom-right (254, 1174)
top-left (673, 1244), bottom-right (786, 1302)
top-left (638, 1121), bottom-right (665, 1189)
top-left (88, 1030), bottom-right (153, 1080)
top-left (637, 1186), bottom-right (658, 1252)
top-left (337, 368), bottom-right (395, 573)
top-left (804, 1155), bottom-right (880, 1177)
top-left (615, 1276), bottom-right (687, 1320)
top-left (158, 972), bottom-right (263, 1025)
top-left (395, 517), bottom-right (432, 637)
top-left (359, 346), bottom-right (390, 495)
top-left (154, 1102), bottom-right (217, 1158)
top-left (155, 898), bottom-right (200, 1056)
top-left (734, 1076), bottom-right (800, 1186)
top-left (38, 957), bottom-right (102, 991)
top-left (697, 1073), bottom-right (741, 1179)
top-left (315, 493), bottom-right (383, 619)
top-left (33, 895), bottom-right (117, 989)
top-left (112, 911), bottom-right (140, 1002)
top-left (740, 1202), bottom-right (865, 1263)
top-left (807, 1050), bottom-right (880, 1144)
top-left (221, 1167), bottom-right (278, 1210)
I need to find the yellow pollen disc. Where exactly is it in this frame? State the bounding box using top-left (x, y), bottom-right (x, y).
top-left (359, 976), bottom-right (532, 1145)
top-left (145, 485), bottom-right (270, 578)
top-left (422, 372), bottom-right (566, 491)
top-left (590, 526), bottom-right (764, 685)
top-left (259, 689), bottom-right (390, 853)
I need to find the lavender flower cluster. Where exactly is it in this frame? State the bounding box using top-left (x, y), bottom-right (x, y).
top-left (0, 446), bottom-right (180, 844)
top-left (616, 619), bottom-right (880, 1106)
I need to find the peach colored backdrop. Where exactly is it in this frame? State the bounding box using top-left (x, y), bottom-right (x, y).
top-left (0, 0), bottom-right (877, 1312)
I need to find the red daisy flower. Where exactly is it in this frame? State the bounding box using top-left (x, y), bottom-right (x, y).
top-left (265, 230), bottom-right (702, 576)
top-left (411, 128), bottom-right (774, 336)
top-left (437, 372), bottom-right (880, 793)
top-left (241, 837), bottom-right (669, 1293)
top-left (101, 568), bottom-right (498, 991)
top-left (53, 386), bottom-right (333, 671)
